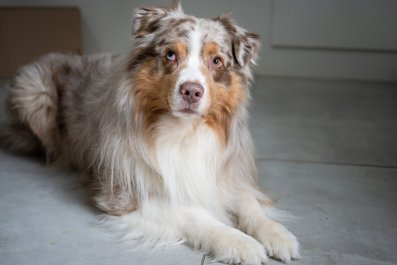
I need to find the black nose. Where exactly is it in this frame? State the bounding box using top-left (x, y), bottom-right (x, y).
top-left (179, 82), bottom-right (204, 103)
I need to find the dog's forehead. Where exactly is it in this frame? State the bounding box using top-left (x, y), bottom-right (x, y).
top-left (159, 16), bottom-right (231, 51)
top-left (199, 18), bottom-right (231, 46)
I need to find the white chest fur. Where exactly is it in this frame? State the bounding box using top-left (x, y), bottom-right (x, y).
top-left (153, 116), bottom-right (222, 210)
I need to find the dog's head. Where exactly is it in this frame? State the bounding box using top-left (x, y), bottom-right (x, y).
top-left (128, 1), bottom-right (260, 141)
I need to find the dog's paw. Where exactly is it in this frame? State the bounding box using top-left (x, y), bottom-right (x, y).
top-left (256, 222), bottom-right (300, 263)
top-left (211, 231), bottom-right (268, 265)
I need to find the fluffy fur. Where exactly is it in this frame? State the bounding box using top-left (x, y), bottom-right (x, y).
top-left (4, 2), bottom-right (300, 264)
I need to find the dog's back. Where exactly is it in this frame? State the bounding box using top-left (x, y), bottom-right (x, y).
top-left (3, 53), bottom-right (115, 163)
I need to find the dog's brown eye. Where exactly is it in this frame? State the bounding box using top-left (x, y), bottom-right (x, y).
top-left (166, 51), bottom-right (177, 62)
top-left (212, 57), bottom-right (223, 68)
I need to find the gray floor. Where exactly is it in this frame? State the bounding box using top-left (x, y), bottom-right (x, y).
top-left (1, 76), bottom-right (397, 265)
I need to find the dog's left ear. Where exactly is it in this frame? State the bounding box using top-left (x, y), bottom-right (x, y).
top-left (132, 1), bottom-right (184, 37)
top-left (217, 15), bottom-right (260, 67)
top-left (233, 27), bottom-right (260, 66)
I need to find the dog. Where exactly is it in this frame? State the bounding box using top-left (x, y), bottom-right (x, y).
top-left (4, 1), bottom-right (299, 264)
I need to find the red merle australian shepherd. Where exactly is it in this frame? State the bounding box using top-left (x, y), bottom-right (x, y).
top-left (4, 1), bottom-right (299, 264)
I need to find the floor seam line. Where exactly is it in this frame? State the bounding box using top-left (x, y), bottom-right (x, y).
top-left (256, 158), bottom-right (397, 169)
top-left (200, 254), bottom-right (206, 265)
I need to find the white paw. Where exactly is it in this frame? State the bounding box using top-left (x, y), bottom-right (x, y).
top-left (256, 222), bottom-right (300, 263)
top-left (212, 231), bottom-right (268, 265)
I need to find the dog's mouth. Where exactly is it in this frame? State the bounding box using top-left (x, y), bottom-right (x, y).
top-left (179, 108), bottom-right (196, 114)
top-left (175, 102), bottom-right (202, 117)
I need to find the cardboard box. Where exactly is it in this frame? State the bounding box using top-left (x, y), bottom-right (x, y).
top-left (0, 7), bottom-right (81, 77)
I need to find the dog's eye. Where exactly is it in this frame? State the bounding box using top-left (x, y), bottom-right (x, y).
top-left (166, 51), bottom-right (177, 62)
top-left (212, 57), bottom-right (223, 68)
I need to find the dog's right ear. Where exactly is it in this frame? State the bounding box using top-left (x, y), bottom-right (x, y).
top-left (132, 1), bottom-right (184, 38)
top-left (132, 6), bottom-right (167, 37)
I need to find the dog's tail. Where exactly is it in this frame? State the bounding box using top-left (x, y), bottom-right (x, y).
top-left (1, 61), bottom-right (59, 157)
top-left (1, 76), bottom-right (44, 155)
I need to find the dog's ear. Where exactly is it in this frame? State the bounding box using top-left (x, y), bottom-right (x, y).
top-left (169, 0), bottom-right (183, 13)
top-left (132, 6), bottom-right (167, 37)
top-left (233, 28), bottom-right (260, 66)
top-left (217, 15), bottom-right (260, 67)
top-left (132, 1), bottom-right (184, 37)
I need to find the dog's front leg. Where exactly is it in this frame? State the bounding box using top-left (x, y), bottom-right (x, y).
top-left (235, 194), bottom-right (300, 263)
top-left (178, 208), bottom-right (268, 265)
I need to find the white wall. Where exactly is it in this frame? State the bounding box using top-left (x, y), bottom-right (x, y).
top-left (1, 0), bottom-right (397, 81)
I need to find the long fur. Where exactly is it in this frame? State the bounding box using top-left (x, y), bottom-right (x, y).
top-left (4, 2), bottom-right (300, 264)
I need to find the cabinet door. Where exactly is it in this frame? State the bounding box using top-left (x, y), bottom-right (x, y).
top-left (261, 0), bottom-right (397, 81)
top-left (271, 0), bottom-right (397, 52)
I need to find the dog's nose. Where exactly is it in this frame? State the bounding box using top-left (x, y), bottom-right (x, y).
top-left (179, 82), bottom-right (204, 103)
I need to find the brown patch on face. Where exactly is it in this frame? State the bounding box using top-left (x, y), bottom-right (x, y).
top-left (163, 41), bottom-right (188, 74)
top-left (167, 41), bottom-right (187, 60)
top-left (132, 58), bottom-right (180, 146)
top-left (204, 71), bottom-right (246, 145)
top-left (202, 42), bottom-right (231, 87)
top-left (214, 70), bottom-right (232, 87)
top-left (128, 41), bottom-right (187, 145)
top-left (203, 42), bottom-right (219, 58)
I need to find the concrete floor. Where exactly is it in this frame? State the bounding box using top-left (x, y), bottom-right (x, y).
top-left (1, 76), bottom-right (397, 265)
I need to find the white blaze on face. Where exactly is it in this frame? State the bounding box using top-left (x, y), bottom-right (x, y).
top-left (173, 24), bottom-right (211, 116)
